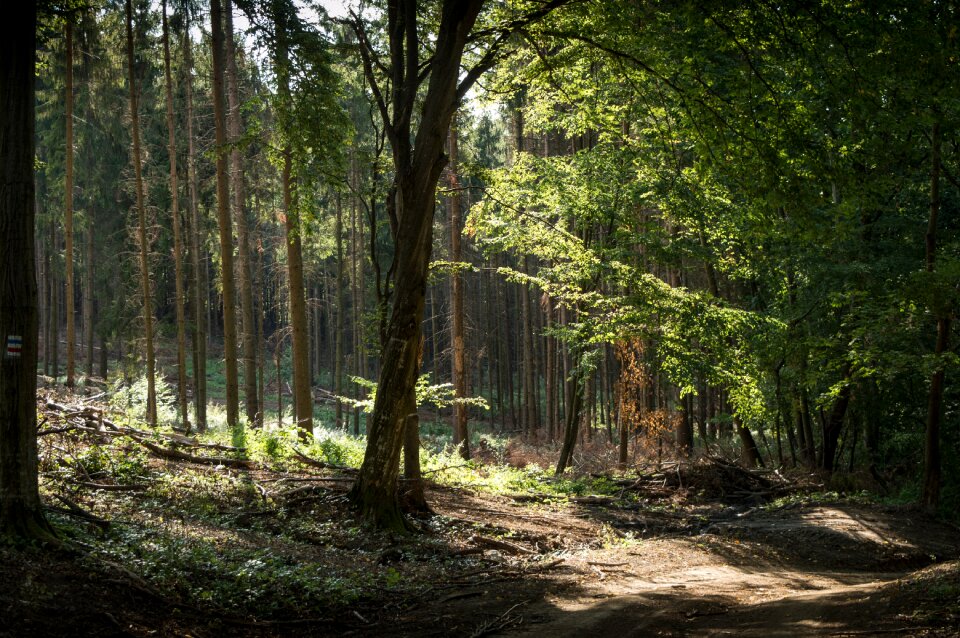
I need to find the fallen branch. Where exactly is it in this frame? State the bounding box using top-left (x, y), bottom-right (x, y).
top-left (46, 494), bottom-right (110, 531)
top-left (140, 440), bottom-right (255, 469)
top-left (75, 481), bottom-right (149, 492)
top-left (292, 448), bottom-right (356, 473)
top-left (469, 535), bottom-right (536, 555)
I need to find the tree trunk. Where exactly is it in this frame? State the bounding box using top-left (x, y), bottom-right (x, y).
top-left (448, 117), bottom-right (469, 458)
top-left (225, 0), bottom-right (260, 428)
top-left (209, 0), bottom-right (240, 432)
top-left (555, 365), bottom-right (584, 475)
top-left (736, 417), bottom-right (764, 468)
top-left (162, 0), bottom-right (190, 428)
top-left (821, 367), bottom-right (852, 473)
top-left (273, 7), bottom-right (313, 438)
top-left (346, 0), bottom-right (487, 530)
top-left (125, 0), bottom-right (157, 426)
top-left (64, 18), bottom-right (76, 388)
top-left (401, 365), bottom-right (428, 512)
top-left (83, 223), bottom-right (94, 378)
top-left (922, 120), bottom-right (947, 511)
top-left (184, 20), bottom-right (207, 431)
top-left (0, 0), bottom-right (55, 541)
top-left (335, 192), bottom-right (345, 429)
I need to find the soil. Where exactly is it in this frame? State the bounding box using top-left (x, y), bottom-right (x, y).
top-left (3, 407), bottom-right (959, 637)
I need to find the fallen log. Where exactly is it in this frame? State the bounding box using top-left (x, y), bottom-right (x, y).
top-left (140, 440), bottom-right (255, 469)
top-left (293, 448), bottom-right (356, 474)
top-left (75, 481), bottom-right (150, 492)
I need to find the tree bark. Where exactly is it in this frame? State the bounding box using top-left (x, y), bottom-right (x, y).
top-left (922, 120), bottom-right (947, 511)
top-left (273, 3), bottom-right (313, 438)
top-left (125, 0), bottom-right (157, 426)
top-left (736, 417), bottom-right (764, 468)
top-left (0, 0), bottom-right (55, 541)
top-left (335, 192), bottom-right (345, 429)
top-left (448, 116), bottom-right (469, 458)
top-left (821, 366), bottom-right (852, 473)
top-left (209, 0), bottom-right (240, 431)
top-left (555, 364), bottom-right (584, 475)
top-left (225, 0), bottom-right (260, 428)
top-left (162, 0), bottom-right (190, 428)
top-left (184, 21), bottom-right (207, 431)
top-left (64, 18), bottom-right (76, 387)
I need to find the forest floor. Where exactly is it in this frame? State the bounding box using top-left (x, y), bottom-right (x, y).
top-left (2, 387), bottom-right (959, 637)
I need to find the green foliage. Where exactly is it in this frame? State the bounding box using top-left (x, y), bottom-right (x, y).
top-left (109, 374), bottom-right (178, 427)
top-left (339, 373), bottom-right (490, 414)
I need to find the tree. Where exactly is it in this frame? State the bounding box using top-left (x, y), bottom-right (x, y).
top-left (447, 114), bottom-right (470, 459)
top-left (345, 0), bottom-right (569, 529)
top-left (125, 0), bottom-right (157, 426)
top-left (161, 0), bottom-right (191, 428)
top-left (0, 0), bottom-right (55, 541)
top-left (210, 0), bottom-right (241, 433)
top-left (64, 16), bottom-right (76, 387)
top-left (225, 0), bottom-right (261, 428)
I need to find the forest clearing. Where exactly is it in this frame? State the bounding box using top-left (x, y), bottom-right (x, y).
top-left (2, 0), bottom-right (959, 635)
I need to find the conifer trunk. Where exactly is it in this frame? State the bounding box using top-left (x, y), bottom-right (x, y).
top-left (0, 0), bottom-right (55, 541)
top-left (64, 19), bottom-right (76, 387)
top-left (225, 0), bottom-right (260, 428)
top-left (125, 0), bottom-right (157, 426)
top-left (922, 120), bottom-right (947, 511)
top-left (448, 118), bottom-right (469, 457)
top-left (209, 0), bottom-right (240, 431)
top-left (162, 0), bottom-right (190, 428)
top-left (272, 3), bottom-right (312, 437)
top-left (183, 22), bottom-right (207, 431)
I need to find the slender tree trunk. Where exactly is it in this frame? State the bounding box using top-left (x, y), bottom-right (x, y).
top-left (183, 23), bottom-right (207, 431)
top-left (125, 0), bottom-right (157, 426)
top-left (162, 0), bottom-right (190, 428)
top-left (448, 117), bottom-right (469, 458)
top-left (273, 9), bottom-right (312, 438)
top-left (0, 0), bottom-right (55, 540)
top-left (922, 120), bottom-right (947, 511)
top-left (556, 363), bottom-right (584, 475)
top-left (209, 0), bottom-right (240, 431)
top-left (83, 223), bottom-right (94, 377)
top-left (225, 0), bottom-right (260, 427)
top-left (335, 192), bottom-right (345, 429)
top-left (64, 19), bottom-right (76, 388)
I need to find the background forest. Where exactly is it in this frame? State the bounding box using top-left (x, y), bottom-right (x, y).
top-left (30, 0), bottom-right (960, 524)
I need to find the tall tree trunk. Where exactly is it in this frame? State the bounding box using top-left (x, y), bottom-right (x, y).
top-left (162, 0), bottom-right (190, 428)
top-left (64, 19), bottom-right (76, 387)
top-left (922, 120), bottom-right (948, 512)
top-left (0, 0), bottom-right (55, 540)
top-left (225, 0), bottom-right (260, 428)
top-left (125, 0), bottom-right (157, 426)
top-left (335, 192), bottom-right (345, 429)
top-left (273, 5), bottom-right (313, 438)
top-left (448, 117), bottom-right (469, 458)
top-left (209, 0), bottom-right (240, 432)
top-left (83, 223), bottom-right (94, 377)
top-left (183, 22), bottom-right (207, 431)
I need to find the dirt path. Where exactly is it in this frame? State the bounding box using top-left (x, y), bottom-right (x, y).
top-left (495, 504), bottom-right (960, 637)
